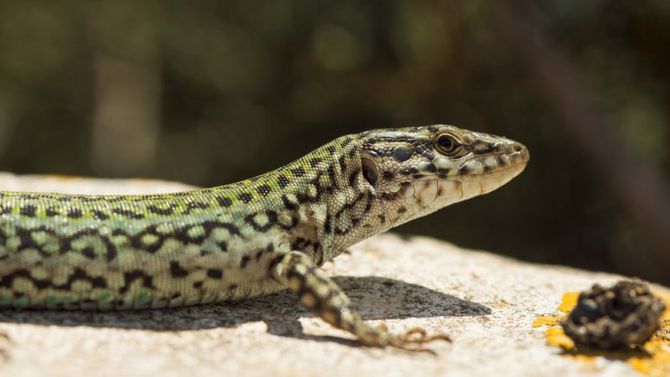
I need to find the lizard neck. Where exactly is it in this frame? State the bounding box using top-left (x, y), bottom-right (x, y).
top-left (200, 134), bottom-right (386, 263)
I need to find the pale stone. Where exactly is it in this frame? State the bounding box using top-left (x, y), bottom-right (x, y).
top-left (0, 172), bottom-right (667, 377)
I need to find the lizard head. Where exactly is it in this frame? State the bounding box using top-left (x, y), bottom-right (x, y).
top-left (357, 124), bottom-right (529, 226)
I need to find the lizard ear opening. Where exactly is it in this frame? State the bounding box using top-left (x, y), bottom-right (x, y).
top-left (361, 157), bottom-right (379, 186)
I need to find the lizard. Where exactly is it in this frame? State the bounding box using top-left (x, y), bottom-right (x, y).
top-left (0, 124), bottom-right (529, 351)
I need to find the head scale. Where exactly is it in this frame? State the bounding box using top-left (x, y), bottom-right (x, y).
top-left (356, 124), bottom-right (529, 228)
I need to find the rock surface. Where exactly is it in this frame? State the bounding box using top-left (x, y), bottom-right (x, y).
top-left (0, 172), bottom-right (667, 377)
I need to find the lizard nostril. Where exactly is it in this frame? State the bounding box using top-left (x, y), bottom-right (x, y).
top-left (512, 143), bottom-right (524, 153)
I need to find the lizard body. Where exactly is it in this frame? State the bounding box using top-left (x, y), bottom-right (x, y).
top-left (0, 125), bottom-right (529, 350)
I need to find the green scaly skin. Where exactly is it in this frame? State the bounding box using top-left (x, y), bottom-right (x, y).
top-left (0, 125), bottom-right (529, 351)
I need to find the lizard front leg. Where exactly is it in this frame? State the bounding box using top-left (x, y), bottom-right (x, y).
top-left (270, 251), bottom-right (451, 352)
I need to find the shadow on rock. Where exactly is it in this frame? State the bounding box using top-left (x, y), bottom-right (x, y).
top-left (0, 275), bottom-right (491, 341)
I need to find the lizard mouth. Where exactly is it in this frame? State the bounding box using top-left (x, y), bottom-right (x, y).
top-left (399, 144), bottom-right (529, 209)
top-left (457, 142), bottom-right (529, 176)
top-left (406, 141), bottom-right (529, 182)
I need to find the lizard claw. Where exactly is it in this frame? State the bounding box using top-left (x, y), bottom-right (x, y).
top-left (386, 326), bottom-right (452, 355)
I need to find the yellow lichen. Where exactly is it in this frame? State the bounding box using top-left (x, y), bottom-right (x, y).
top-left (532, 315), bottom-right (560, 328)
top-left (558, 291), bottom-right (579, 313)
top-left (533, 289), bottom-right (670, 375)
top-left (545, 325), bottom-right (575, 350)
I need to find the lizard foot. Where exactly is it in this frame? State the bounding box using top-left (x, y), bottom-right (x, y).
top-left (389, 326), bottom-right (451, 354)
top-left (365, 324), bottom-right (451, 354)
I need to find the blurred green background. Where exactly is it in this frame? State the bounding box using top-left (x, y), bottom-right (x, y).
top-left (0, 1), bottom-right (668, 284)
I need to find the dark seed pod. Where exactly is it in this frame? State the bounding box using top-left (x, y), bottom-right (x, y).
top-left (561, 280), bottom-right (666, 349)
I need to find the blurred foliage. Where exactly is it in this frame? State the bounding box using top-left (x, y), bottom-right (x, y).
top-left (0, 1), bottom-right (668, 283)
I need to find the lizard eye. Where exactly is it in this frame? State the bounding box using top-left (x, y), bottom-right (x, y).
top-left (435, 134), bottom-right (460, 156)
top-left (361, 158), bottom-right (379, 186)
